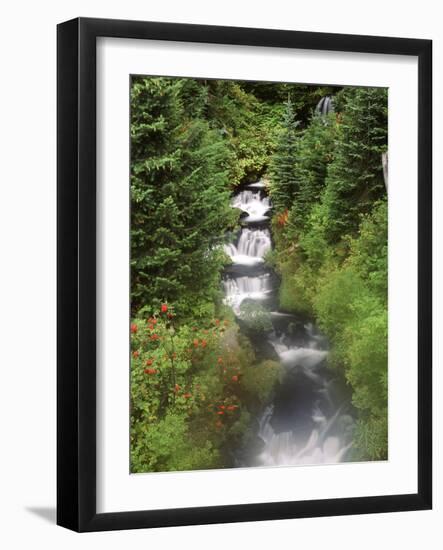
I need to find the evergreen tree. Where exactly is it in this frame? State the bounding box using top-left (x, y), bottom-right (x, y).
top-left (130, 76), bottom-right (235, 318)
top-left (321, 87), bottom-right (388, 242)
top-left (269, 99), bottom-right (300, 212)
top-left (288, 111), bottom-right (337, 231)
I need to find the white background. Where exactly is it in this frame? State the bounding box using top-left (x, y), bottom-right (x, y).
top-left (0, 0), bottom-right (441, 548)
top-left (97, 39), bottom-right (418, 513)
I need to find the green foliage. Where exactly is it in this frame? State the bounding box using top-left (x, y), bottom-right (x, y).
top-left (240, 82), bottom-right (340, 126)
top-left (198, 80), bottom-right (284, 184)
top-left (269, 88), bottom-right (388, 461)
top-left (239, 301), bottom-right (273, 331)
top-left (269, 99), bottom-right (300, 212)
top-left (321, 87), bottom-right (388, 242)
top-left (347, 200), bottom-right (388, 300)
top-left (352, 414), bottom-right (388, 461)
top-left (130, 308), bottom-right (254, 472)
top-left (130, 76), bottom-right (389, 468)
top-left (288, 112), bottom-right (337, 232)
top-left (242, 360), bottom-right (281, 403)
top-left (130, 76), bottom-right (236, 318)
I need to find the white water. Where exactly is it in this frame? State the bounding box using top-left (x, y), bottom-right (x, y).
top-left (224, 228), bottom-right (271, 266)
top-left (247, 180), bottom-right (266, 189)
top-left (257, 405), bottom-right (352, 466)
top-left (231, 189), bottom-right (271, 223)
top-left (269, 334), bottom-right (328, 369)
top-left (223, 183), bottom-right (353, 467)
top-left (223, 274), bottom-right (273, 314)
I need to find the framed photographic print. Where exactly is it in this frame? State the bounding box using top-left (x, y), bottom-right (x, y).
top-left (57, 17), bottom-right (432, 532)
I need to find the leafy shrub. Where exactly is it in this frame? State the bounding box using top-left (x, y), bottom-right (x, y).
top-left (239, 301), bottom-right (273, 332)
top-left (130, 304), bottom-right (279, 472)
top-left (268, 87), bottom-right (388, 461)
top-left (242, 360), bottom-right (281, 404)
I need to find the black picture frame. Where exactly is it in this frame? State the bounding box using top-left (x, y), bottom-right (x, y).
top-left (57, 17), bottom-right (432, 532)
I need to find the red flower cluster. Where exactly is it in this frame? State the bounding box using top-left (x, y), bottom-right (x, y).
top-left (161, 304), bottom-right (168, 313)
top-left (231, 375), bottom-right (238, 382)
top-left (145, 359), bottom-right (153, 366)
top-left (132, 350), bottom-right (139, 359)
top-left (144, 368), bottom-right (157, 375)
top-left (150, 333), bottom-right (159, 341)
top-left (130, 323), bottom-right (138, 334)
top-left (277, 209), bottom-right (289, 227)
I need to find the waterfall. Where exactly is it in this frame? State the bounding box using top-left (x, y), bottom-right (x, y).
top-left (237, 228), bottom-right (271, 257)
top-left (247, 180), bottom-right (266, 189)
top-left (257, 415), bottom-right (352, 466)
top-left (222, 181), bottom-right (353, 468)
top-left (223, 228), bottom-right (271, 266)
top-left (223, 274), bottom-right (272, 314)
top-left (231, 190), bottom-right (271, 223)
top-left (316, 96), bottom-right (334, 116)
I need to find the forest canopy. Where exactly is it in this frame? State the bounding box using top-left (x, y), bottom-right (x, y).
top-left (130, 76), bottom-right (388, 472)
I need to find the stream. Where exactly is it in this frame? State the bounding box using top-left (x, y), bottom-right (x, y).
top-left (222, 181), bottom-right (355, 467)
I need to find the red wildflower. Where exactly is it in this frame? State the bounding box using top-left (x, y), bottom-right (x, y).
top-left (150, 334), bottom-right (159, 341)
top-left (219, 405), bottom-right (225, 410)
top-left (231, 375), bottom-right (238, 382)
top-left (183, 393), bottom-right (192, 399)
top-left (145, 359), bottom-right (153, 366)
top-left (144, 368), bottom-right (157, 375)
top-left (161, 304), bottom-right (168, 313)
top-left (227, 405), bottom-right (237, 411)
top-left (217, 411), bottom-right (224, 415)
top-left (148, 324), bottom-right (154, 331)
top-left (130, 323), bottom-right (138, 334)
top-left (277, 209), bottom-right (289, 227)
top-left (132, 350), bottom-right (139, 359)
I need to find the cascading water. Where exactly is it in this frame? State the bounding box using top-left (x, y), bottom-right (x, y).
top-left (223, 180), bottom-right (354, 467)
top-left (316, 96), bottom-right (334, 116)
top-left (231, 187), bottom-right (272, 223)
top-left (223, 228), bottom-right (271, 267)
top-left (223, 274), bottom-right (272, 315)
